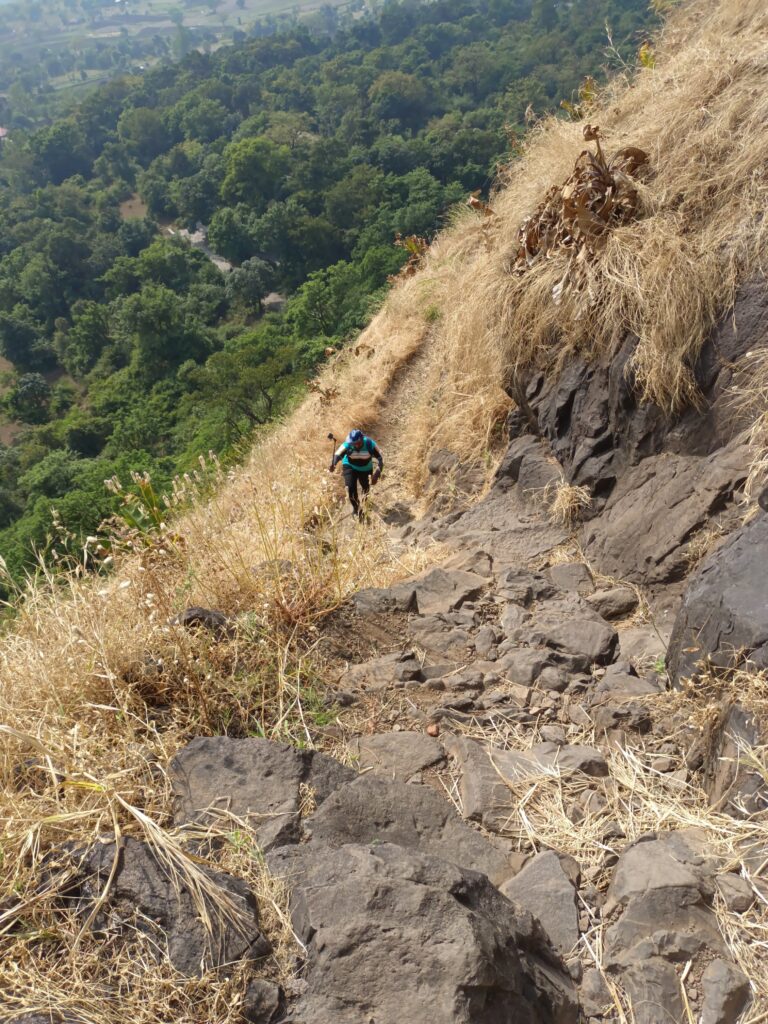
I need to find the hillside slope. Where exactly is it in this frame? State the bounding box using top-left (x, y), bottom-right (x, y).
top-left (2, 0), bottom-right (768, 1021)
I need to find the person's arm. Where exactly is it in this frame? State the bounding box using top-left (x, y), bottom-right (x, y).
top-left (371, 442), bottom-right (384, 482)
top-left (329, 443), bottom-right (347, 472)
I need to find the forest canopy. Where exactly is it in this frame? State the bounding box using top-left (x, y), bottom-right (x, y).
top-left (0, 0), bottom-right (656, 589)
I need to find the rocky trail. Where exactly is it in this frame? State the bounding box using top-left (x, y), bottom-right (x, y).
top-left (8, 259), bottom-right (768, 1024)
top-left (15, 281), bottom-right (768, 1024)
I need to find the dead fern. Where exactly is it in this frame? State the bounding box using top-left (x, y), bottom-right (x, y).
top-left (388, 234), bottom-right (430, 284)
top-left (514, 124), bottom-right (649, 305)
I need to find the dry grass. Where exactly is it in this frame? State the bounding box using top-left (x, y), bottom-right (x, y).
top-left (449, 670), bottom-right (768, 1019)
top-left (382, 0), bottom-right (768, 488)
top-left (730, 347), bottom-right (768, 507)
top-left (2, 0), bottom-right (768, 1015)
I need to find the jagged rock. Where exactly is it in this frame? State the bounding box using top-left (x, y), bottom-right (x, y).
top-left (603, 831), bottom-right (730, 1008)
top-left (497, 648), bottom-right (553, 684)
top-left (342, 650), bottom-right (424, 690)
top-left (428, 448), bottom-right (485, 495)
top-left (620, 958), bottom-right (684, 1024)
top-left (593, 701), bottom-right (652, 735)
top-left (304, 772), bottom-right (517, 885)
top-left (351, 582), bottom-right (418, 615)
top-left (500, 602), bottom-right (532, 638)
top-left (169, 606), bottom-right (234, 637)
top-left (473, 623), bottom-right (500, 659)
top-left (408, 567), bottom-right (487, 615)
top-left (445, 736), bottom-right (607, 835)
top-left (527, 614), bottom-right (618, 668)
top-left (408, 614), bottom-right (472, 659)
top-left (497, 568), bottom-right (557, 605)
top-left (507, 281), bottom-right (766, 504)
top-left (48, 838), bottom-right (269, 976)
top-left (583, 445), bottom-right (748, 585)
top-left (170, 737), bottom-right (354, 850)
top-left (668, 513), bottom-right (768, 683)
top-left (500, 851), bottom-right (579, 959)
top-left (0, 1017), bottom-right (80, 1024)
top-left (356, 731), bottom-right (445, 781)
top-left (700, 959), bottom-right (751, 1024)
top-left (242, 979), bottom-right (282, 1023)
top-left (268, 842), bottom-right (577, 1024)
top-left (580, 969), bottom-right (612, 1017)
top-left (715, 873), bottom-right (754, 913)
top-left (548, 562), bottom-right (594, 596)
top-left (699, 703), bottom-right (767, 817)
top-left (591, 672), bottom-right (661, 703)
top-left (585, 587), bottom-right (638, 620)
top-left (493, 435), bottom-right (543, 491)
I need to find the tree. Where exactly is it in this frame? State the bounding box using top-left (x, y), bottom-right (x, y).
top-left (225, 258), bottom-right (274, 311)
top-left (118, 107), bottom-right (170, 164)
top-left (220, 136), bottom-right (291, 207)
top-left (9, 372), bottom-right (52, 424)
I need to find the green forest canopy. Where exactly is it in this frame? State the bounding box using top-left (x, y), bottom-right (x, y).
top-left (0, 0), bottom-right (656, 589)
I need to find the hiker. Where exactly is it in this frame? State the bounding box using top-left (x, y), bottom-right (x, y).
top-left (329, 428), bottom-right (384, 519)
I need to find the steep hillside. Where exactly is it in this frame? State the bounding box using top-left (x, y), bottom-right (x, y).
top-left (2, 0), bottom-right (768, 1021)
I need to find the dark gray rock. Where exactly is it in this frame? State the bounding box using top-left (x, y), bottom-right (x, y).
top-left (620, 958), bottom-right (684, 1024)
top-left (583, 445), bottom-right (748, 585)
top-left (170, 606), bottom-right (234, 637)
top-left (242, 979), bottom-right (282, 1023)
top-left (497, 648), bottom-right (553, 685)
top-left (171, 737), bottom-right (354, 850)
top-left (700, 703), bottom-right (767, 817)
top-left (500, 851), bottom-right (579, 958)
top-left (585, 587), bottom-right (638, 620)
top-left (342, 650), bottom-right (424, 691)
top-left (445, 736), bottom-right (607, 836)
top-left (303, 773), bottom-right (517, 886)
top-left (408, 614), bottom-right (473, 660)
top-left (700, 959), bottom-right (751, 1024)
top-left (579, 969), bottom-right (612, 1017)
top-left (715, 873), bottom-right (754, 913)
top-left (356, 731), bottom-right (445, 781)
top-left (493, 435), bottom-right (544, 491)
top-left (351, 583), bottom-right (418, 615)
top-left (603, 830), bottom-right (733, 1011)
top-left (528, 614), bottom-right (618, 668)
top-left (668, 514), bottom-right (768, 683)
top-left (496, 569), bottom-right (556, 606)
top-left (268, 842), bottom-right (578, 1024)
top-left (409, 567), bottom-right (487, 615)
top-left (50, 838), bottom-right (269, 976)
top-left (548, 563), bottom-right (594, 596)
top-left (505, 280), bottom-right (767, 505)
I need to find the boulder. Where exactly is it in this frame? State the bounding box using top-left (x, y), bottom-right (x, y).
top-left (500, 852), bottom-right (579, 959)
top-left (585, 587), bottom-right (638, 620)
top-left (409, 614), bottom-right (473, 660)
top-left (667, 513), bottom-right (768, 683)
top-left (170, 737), bottom-right (354, 850)
top-left (583, 445), bottom-right (748, 585)
top-left (699, 703), bottom-right (767, 817)
top-left (700, 959), bottom-right (751, 1024)
top-left (351, 583), bottom-right (418, 615)
top-left (715, 873), bottom-right (754, 913)
top-left (527, 614), bottom-right (618, 668)
top-left (548, 563), bottom-right (594, 596)
top-left (268, 842), bottom-right (577, 1024)
top-left (303, 773), bottom-right (517, 886)
top-left (409, 567), bottom-right (487, 615)
top-left (602, 830), bottom-right (738, 1018)
top-left (48, 838), bottom-right (270, 976)
top-left (356, 731), bottom-right (445, 781)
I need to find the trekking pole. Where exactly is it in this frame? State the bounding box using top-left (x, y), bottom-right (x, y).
top-left (327, 432), bottom-right (337, 470)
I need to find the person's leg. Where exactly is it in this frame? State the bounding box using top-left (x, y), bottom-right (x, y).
top-left (358, 472), bottom-right (371, 520)
top-left (343, 467), bottom-right (360, 516)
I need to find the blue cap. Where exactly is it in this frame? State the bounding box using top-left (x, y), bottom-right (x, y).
top-left (348, 429), bottom-right (364, 443)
